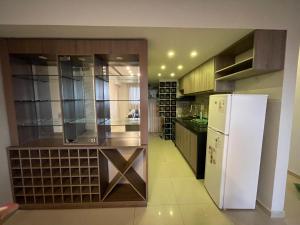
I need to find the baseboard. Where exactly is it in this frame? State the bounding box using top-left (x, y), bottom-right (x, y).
top-left (256, 200), bottom-right (285, 218)
top-left (288, 170), bottom-right (300, 179)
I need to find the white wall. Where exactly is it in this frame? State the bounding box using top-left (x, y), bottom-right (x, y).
top-left (235, 71), bottom-right (283, 211)
top-left (0, 63), bottom-right (13, 203)
top-left (289, 48), bottom-right (300, 176)
top-left (0, 0), bottom-right (299, 214)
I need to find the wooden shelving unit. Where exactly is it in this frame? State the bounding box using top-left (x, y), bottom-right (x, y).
top-left (0, 39), bottom-right (148, 208)
top-left (158, 81), bottom-right (177, 140)
top-left (215, 30), bottom-right (286, 81)
top-left (100, 148), bottom-right (146, 202)
top-left (215, 57), bottom-right (253, 76)
top-left (9, 147), bottom-right (101, 206)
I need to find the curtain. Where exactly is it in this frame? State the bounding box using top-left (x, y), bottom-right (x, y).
top-left (128, 84), bottom-right (140, 114)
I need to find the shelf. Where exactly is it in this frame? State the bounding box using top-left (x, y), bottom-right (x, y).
top-left (15, 100), bottom-right (61, 102)
top-left (100, 147), bottom-right (145, 201)
top-left (216, 57), bottom-right (253, 76)
top-left (96, 100), bottom-right (140, 102)
top-left (124, 168), bottom-right (146, 198)
top-left (17, 119), bottom-right (62, 127)
top-left (101, 137), bottom-right (141, 147)
top-left (98, 119), bottom-right (140, 126)
top-left (103, 184), bottom-right (144, 202)
top-left (215, 68), bottom-right (261, 81)
top-left (13, 74), bottom-right (59, 81)
top-left (214, 30), bottom-right (286, 83)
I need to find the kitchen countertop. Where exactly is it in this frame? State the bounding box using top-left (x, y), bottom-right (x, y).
top-left (175, 118), bottom-right (208, 134)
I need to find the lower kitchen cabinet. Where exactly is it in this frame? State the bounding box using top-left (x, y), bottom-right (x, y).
top-left (190, 132), bottom-right (198, 172)
top-left (175, 121), bottom-right (207, 179)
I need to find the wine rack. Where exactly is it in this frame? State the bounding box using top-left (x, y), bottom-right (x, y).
top-left (159, 81), bottom-right (177, 140)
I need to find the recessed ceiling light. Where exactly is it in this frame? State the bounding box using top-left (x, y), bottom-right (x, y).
top-left (158, 73), bottom-right (162, 77)
top-left (38, 55), bottom-right (48, 60)
top-left (126, 66), bottom-right (130, 70)
top-left (137, 72), bottom-right (141, 77)
top-left (161, 65), bottom-right (166, 70)
top-left (78, 57), bottom-right (86, 61)
top-left (190, 51), bottom-right (198, 58)
top-left (177, 65), bottom-right (183, 70)
top-left (167, 50), bottom-right (175, 58)
top-left (170, 73), bottom-right (175, 77)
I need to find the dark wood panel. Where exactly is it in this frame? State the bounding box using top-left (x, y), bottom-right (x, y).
top-left (42, 39), bottom-right (76, 54)
top-left (125, 168), bottom-right (146, 199)
top-left (139, 40), bottom-right (148, 145)
top-left (76, 40), bottom-right (112, 54)
top-left (104, 184), bottom-right (144, 202)
top-left (7, 39), bottom-right (43, 54)
top-left (101, 149), bottom-right (127, 172)
top-left (0, 39), bottom-right (19, 145)
top-left (253, 30), bottom-right (286, 70)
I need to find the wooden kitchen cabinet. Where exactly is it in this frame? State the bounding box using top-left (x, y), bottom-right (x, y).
top-left (182, 127), bottom-right (191, 160)
top-left (175, 121), bottom-right (207, 178)
top-left (179, 58), bottom-right (216, 94)
top-left (190, 132), bottom-right (198, 172)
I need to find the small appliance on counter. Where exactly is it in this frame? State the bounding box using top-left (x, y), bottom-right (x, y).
top-left (204, 94), bottom-right (267, 209)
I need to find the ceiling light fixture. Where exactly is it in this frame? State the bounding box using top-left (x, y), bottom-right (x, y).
top-left (137, 72), bottom-right (141, 77)
top-left (190, 51), bottom-right (198, 58)
top-left (158, 73), bottom-right (162, 77)
top-left (38, 55), bottom-right (48, 60)
top-left (167, 50), bottom-right (175, 58)
top-left (78, 57), bottom-right (86, 62)
top-left (177, 65), bottom-right (183, 70)
top-left (161, 65), bottom-right (166, 70)
top-left (126, 66), bottom-right (130, 70)
top-left (170, 73), bottom-right (175, 77)
top-left (116, 56), bottom-right (123, 60)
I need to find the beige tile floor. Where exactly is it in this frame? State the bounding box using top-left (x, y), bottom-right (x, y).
top-left (5, 134), bottom-right (300, 225)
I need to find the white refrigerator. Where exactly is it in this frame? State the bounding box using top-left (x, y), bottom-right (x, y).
top-left (204, 94), bottom-right (267, 209)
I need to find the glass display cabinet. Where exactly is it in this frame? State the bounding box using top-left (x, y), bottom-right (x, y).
top-left (95, 54), bottom-right (141, 146)
top-left (59, 55), bottom-right (97, 145)
top-left (10, 54), bottom-right (63, 146)
top-left (2, 39), bottom-right (147, 209)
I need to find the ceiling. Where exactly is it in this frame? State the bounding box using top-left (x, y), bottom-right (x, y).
top-left (0, 25), bottom-right (251, 83)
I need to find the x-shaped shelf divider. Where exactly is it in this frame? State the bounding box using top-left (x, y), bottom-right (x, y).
top-left (100, 147), bottom-right (146, 200)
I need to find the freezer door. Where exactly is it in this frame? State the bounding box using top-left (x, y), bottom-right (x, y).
top-left (204, 127), bottom-right (228, 209)
top-left (208, 94), bottom-right (231, 134)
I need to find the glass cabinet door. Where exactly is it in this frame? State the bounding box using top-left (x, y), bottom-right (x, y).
top-left (59, 55), bottom-right (97, 145)
top-left (10, 54), bottom-right (63, 146)
top-left (95, 54), bottom-right (141, 146)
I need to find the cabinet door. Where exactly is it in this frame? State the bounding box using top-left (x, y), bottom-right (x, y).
top-left (206, 59), bottom-right (215, 91)
top-left (175, 122), bottom-right (181, 148)
top-left (183, 127), bottom-right (191, 160)
top-left (182, 77), bottom-right (188, 94)
top-left (194, 67), bottom-right (200, 93)
top-left (190, 132), bottom-right (198, 172)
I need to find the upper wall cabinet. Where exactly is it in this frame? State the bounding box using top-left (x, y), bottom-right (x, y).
top-left (215, 30), bottom-right (286, 81)
top-left (179, 30), bottom-right (286, 95)
top-left (179, 58), bottom-right (225, 94)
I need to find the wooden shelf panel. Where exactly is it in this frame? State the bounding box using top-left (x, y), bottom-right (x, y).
top-left (104, 184), bottom-right (144, 202)
top-left (216, 57), bottom-right (253, 76)
top-left (100, 149), bottom-right (127, 172)
top-left (100, 147), bottom-right (146, 201)
top-left (216, 68), bottom-right (261, 81)
top-left (125, 168), bottom-right (146, 199)
top-left (102, 173), bottom-right (123, 200)
top-left (9, 147), bottom-right (102, 206)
